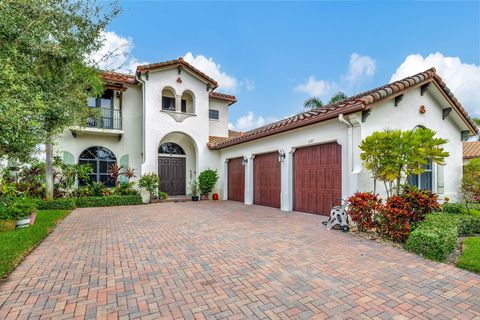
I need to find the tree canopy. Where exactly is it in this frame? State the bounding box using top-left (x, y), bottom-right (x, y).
top-left (329, 91), bottom-right (348, 104)
top-left (0, 0), bottom-right (120, 197)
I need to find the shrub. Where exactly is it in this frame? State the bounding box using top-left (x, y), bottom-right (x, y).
top-left (35, 198), bottom-right (76, 210)
top-left (401, 186), bottom-right (439, 222)
top-left (347, 192), bottom-right (382, 232)
top-left (113, 182), bottom-right (139, 196)
top-left (377, 196), bottom-right (413, 242)
top-left (405, 220), bottom-right (458, 261)
top-left (89, 181), bottom-right (107, 197)
top-left (442, 202), bottom-right (464, 214)
top-left (75, 195), bottom-right (142, 208)
top-left (198, 169), bottom-right (219, 196)
top-left (138, 173), bottom-right (159, 198)
top-left (462, 158), bottom-right (480, 203)
top-left (405, 213), bottom-right (480, 261)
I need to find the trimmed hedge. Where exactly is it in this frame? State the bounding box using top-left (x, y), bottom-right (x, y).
top-left (405, 213), bottom-right (480, 262)
top-left (35, 198), bottom-right (77, 210)
top-left (75, 195), bottom-right (142, 208)
top-left (31, 195), bottom-right (143, 210)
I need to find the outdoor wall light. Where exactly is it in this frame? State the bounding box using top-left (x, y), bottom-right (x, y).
top-left (278, 150), bottom-right (286, 162)
top-left (241, 157), bottom-right (248, 166)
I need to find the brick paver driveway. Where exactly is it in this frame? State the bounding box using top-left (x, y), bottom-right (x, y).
top-left (1, 202), bottom-right (479, 320)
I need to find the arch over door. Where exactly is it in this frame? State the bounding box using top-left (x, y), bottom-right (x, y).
top-left (294, 142), bottom-right (342, 215)
top-left (228, 157), bottom-right (245, 202)
top-left (254, 152), bottom-right (281, 208)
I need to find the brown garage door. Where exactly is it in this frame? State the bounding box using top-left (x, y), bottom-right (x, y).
top-left (294, 142), bottom-right (341, 215)
top-left (254, 152), bottom-right (281, 208)
top-left (228, 157), bottom-right (245, 202)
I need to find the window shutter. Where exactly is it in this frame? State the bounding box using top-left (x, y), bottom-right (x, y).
top-left (437, 164), bottom-right (445, 194)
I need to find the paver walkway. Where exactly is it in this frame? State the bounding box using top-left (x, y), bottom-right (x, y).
top-left (0, 201), bottom-right (479, 319)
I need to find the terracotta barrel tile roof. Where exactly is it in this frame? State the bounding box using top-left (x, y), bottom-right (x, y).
top-left (210, 92), bottom-right (237, 105)
top-left (137, 57), bottom-right (218, 88)
top-left (464, 141), bottom-right (480, 159)
top-left (100, 71), bottom-right (137, 85)
top-left (208, 68), bottom-right (478, 150)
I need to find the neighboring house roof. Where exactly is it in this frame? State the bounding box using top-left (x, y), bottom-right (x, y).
top-left (209, 68), bottom-right (479, 150)
top-left (100, 71), bottom-right (137, 85)
top-left (228, 130), bottom-right (243, 138)
top-left (137, 57), bottom-right (218, 89)
top-left (210, 92), bottom-right (237, 105)
top-left (463, 141), bottom-right (480, 159)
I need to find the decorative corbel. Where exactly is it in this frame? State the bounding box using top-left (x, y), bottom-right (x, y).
top-left (442, 108), bottom-right (452, 120)
top-left (361, 110), bottom-right (371, 123)
top-left (178, 66), bottom-right (182, 75)
top-left (420, 83), bottom-right (430, 96)
top-left (461, 130), bottom-right (471, 141)
top-left (394, 94), bottom-right (404, 107)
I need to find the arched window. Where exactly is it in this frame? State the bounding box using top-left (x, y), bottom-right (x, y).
top-left (181, 91), bottom-right (195, 113)
top-left (159, 142), bottom-right (185, 155)
top-left (162, 87), bottom-right (176, 111)
top-left (78, 146), bottom-right (117, 187)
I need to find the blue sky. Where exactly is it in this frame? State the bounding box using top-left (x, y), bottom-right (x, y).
top-left (104, 1), bottom-right (480, 131)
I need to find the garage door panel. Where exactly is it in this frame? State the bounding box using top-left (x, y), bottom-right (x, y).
top-left (228, 157), bottom-right (245, 202)
top-left (254, 152), bottom-right (281, 208)
top-left (294, 142), bottom-right (342, 215)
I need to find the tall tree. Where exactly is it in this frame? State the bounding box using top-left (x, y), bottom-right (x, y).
top-left (329, 91), bottom-right (348, 104)
top-left (303, 97), bottom-right (323, 110)
top-left (0, 0), bottom-right (120, 199)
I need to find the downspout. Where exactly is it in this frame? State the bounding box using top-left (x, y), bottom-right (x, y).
top-left (135, 72), bottom-right (146, 165)
top-left (338, 114), bottom-right (354, 197)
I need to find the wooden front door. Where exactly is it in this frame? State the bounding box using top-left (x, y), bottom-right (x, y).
top-left (228, 157), bottom-right (245, 202)
top-left (253, 152), bottom-right (281, 208)
top-left (158, 157), bottom-right (186, 196)
top-left (293, 142), bottom-right (342, 215)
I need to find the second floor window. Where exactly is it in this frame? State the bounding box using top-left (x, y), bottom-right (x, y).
top-left (88, 90), bottom-right (113, 109)
top-left (162, 96), bottom-right (175, 111)
top-left (209, 109), bottom-right (219, 120)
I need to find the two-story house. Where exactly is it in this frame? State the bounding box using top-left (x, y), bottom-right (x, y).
top-left (56, 59), bottom-right (478, 215)
top-left (58, 58), bottom-right (236, 196)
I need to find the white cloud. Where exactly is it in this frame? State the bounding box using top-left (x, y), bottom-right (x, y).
top-left (345, 53), bottom-right (376, 86)
top-left (242, 78), bottom-right (256, 91)
top-left (228, 112), bottom-right (278, 131)
top-left (391, 52), bottom-right (480, 116)
top-left (89, 31), bottom-right (148, 74)
top-left (183, 52), bottom-right (238, 92)
top-left (295, 53), bottom-right (376, 100)
top-left (294, 76), bottom-right (337, 97)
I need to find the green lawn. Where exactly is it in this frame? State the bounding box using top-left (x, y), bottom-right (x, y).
top-left (457, 237), bottom-right (480, 273)
top-left (0, 210), bottom-right (70, 279)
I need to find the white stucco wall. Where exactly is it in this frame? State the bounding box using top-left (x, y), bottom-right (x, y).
top-left (140, 68), bottom-right (222, 192)
top-left (218, 119), bottom-right (349, 211)
top-left (208, 99), bottom-right (229, 137)
top-left (358, 88), bottom-right (464, 201)
top-left (55, 83), bottom-right (144, 180)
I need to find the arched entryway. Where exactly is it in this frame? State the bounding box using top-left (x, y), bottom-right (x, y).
top-left (78, 146), bottom-right (117, 187)
top-left (158, 133), bottom-right (197, 196)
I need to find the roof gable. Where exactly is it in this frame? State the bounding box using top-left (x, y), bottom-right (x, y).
top-left (136, 57), bottom-right (218, 89)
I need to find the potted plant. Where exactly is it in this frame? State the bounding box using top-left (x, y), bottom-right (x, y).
top-left (9, 198), bottom-right (37, 228)
top-left (138, 173), bottom-right (159, 203)
top-left (189, 178), bottom-right (199, 201)
top-left (198, 169), bottom-right (219, 200)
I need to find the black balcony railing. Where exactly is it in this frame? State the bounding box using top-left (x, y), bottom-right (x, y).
top-left (87, 107), bottom-right (122, 130)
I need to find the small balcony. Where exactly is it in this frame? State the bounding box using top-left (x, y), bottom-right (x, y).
top-left (71, 108), bottom-right (123, 139)
top-left (87, 108), bottom-right (122, 130)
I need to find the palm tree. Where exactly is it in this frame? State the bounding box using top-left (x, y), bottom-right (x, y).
top-left (303, 97), bottom-right (323, 110)
top-left (329, 91), bottom-right (348, 104)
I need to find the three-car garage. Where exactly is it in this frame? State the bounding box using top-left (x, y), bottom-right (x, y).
top-left (226, 142), bottom-right (342, 216)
